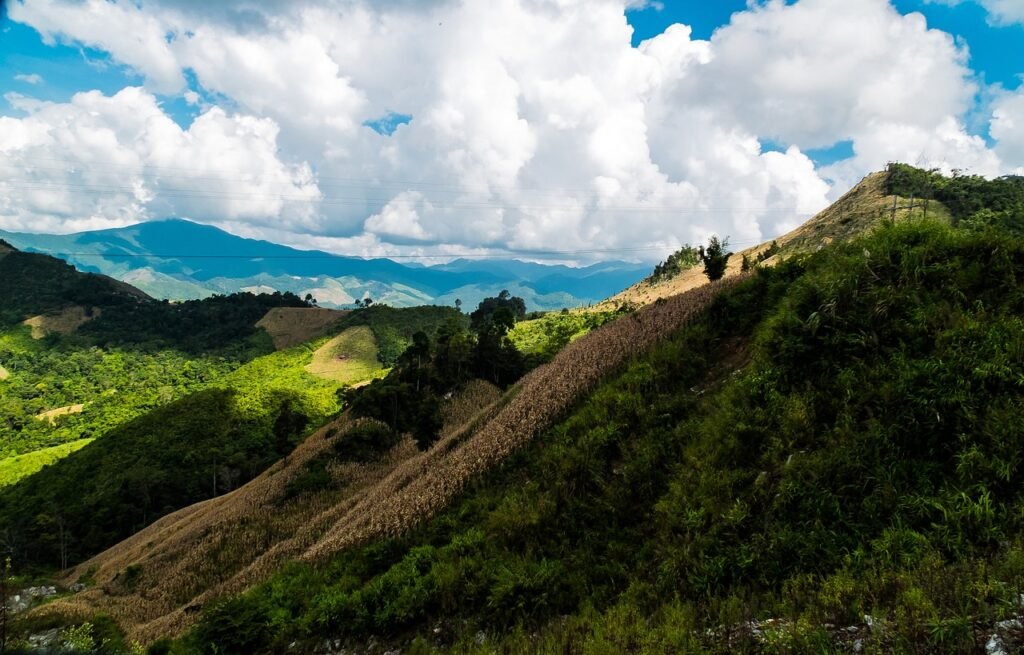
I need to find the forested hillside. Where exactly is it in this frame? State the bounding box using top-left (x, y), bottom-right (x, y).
top-left (8, 167), bottom-right (1024, 654)
top-left (0, 303), bottom-right (467, 573)
top-left (165, 216), bottom-right (1024, 655)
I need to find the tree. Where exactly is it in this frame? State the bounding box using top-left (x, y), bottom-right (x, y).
top-left (741, 254), bottom-right (752, 272)
top-left (699, 236), bottom-right (732, 282)
top-left (455, 298), bottom-right (462, 312)
top-left (469, 291), bottom-right (527, 331)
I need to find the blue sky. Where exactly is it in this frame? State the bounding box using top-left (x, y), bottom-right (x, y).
top-left (626, 0), bottom-right (1024, 91)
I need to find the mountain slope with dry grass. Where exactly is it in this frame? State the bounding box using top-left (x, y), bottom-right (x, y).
top-left (597, 170), bottom-right (950, 310)
top-left (36, 275), bottom-right (746, 643)
top-left (29, 172), bottom-right (906, 643)
top-left (255, 307), bottom-right (349, 350)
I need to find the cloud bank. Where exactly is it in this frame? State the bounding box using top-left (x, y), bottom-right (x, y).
top-left (2, 0), bottom-right (1021, 261)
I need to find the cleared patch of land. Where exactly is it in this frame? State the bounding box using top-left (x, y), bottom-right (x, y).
top-left (35, 404), bottom-right (86, 424)
top-left (0, 364), bottom-right (8, 381)
top-left (304, 326), bottom-right (383, 385)
top-left (0, 439), bottom-right (93, 487)
top-left (256, 307), bottom-right (348, 350)
top-left (23, 306), bottom-right (100, 339)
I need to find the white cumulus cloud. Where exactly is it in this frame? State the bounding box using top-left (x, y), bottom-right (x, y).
top-left (2, 0), bottom-right (1021, 261)
top-left (0, 87), bottom-right (320, 234)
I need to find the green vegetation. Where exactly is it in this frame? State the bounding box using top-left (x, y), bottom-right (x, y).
top-left (0, 439), bottom-right (94, 488)
top-left (0, 300), bottom-right (466, 572)
top-left (78, 292), bottom-right (308, 355)
top-left (0, 249), bottom-right (144, 328)
top-left (330, 305), bottom-right (465, 367)
top-left (0, 327), bottom-right (238, 458)
top-left (647, 244), bottom-right (700, 283)
top-left (305, 326), bottom-right (384, 384)
top-left (886, 162), bottom-right (1024, 233)
top-left (166, 214), bottom-right (1024, 654)
top-left (347, 293), bottom-right (527, 449)
top-left (0, 385), bottom-right (327, 571)
top-left (509, 309), bottom-right (625, 366)
top-left (699, 235), bottom-right (732, 281)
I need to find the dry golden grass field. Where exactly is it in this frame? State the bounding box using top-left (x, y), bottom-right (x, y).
top-left (597, 171), bottom-right (948, 310)
top-left (23, 306), bottom-right (100, 338)
top-left (255, 307), bottom-right (349, 350)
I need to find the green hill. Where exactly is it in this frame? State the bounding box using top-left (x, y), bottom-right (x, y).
top-left (9, 167), bottom-right (1024, 654)
top-left (0, 304), bottom-right (466, 571)
top-left (0, 245), bottom-right (150, 328)
top-left (165, 218), bottom-right (1024, 655)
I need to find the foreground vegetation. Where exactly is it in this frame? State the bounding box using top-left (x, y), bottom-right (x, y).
top-left (146, 214), bottom-right (1024, 655)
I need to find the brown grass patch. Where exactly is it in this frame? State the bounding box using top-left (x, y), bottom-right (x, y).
top-left (23, 306), bottom-right (100, 338)
top-left (256, 307), bottom-right (349, 350)
top-left (0, 364), bottom-right (8, 381)
top-left (40, 276), bottom-right (745, 643)
top-left (35, 404), bottom-right (86, 424)
top-left (596, 171), bottom-right (940, 311)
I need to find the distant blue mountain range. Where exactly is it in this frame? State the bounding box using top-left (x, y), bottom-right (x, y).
top-left (0, 219), bottom-right (649, 311)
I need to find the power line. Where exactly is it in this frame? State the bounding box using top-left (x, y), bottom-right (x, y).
top-left (23, 237), bottom-right (767, 262)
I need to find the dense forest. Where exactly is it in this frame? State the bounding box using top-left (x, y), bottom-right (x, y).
top-left (0, 291), bottom-right (313, 463)
top-left (0, 301), bottom-right (475, 573)
top-left (0, 248), bottom-right (147, 327)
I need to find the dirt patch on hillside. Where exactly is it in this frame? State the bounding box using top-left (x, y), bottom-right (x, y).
top-left (256, 307), bottom-right (349, 349)
top-left (0, 365), bottom-right (8, 381)
top-left (35, 404), bottom-right (86, 424)
top-left (23, 306), bottom-right (100, 339)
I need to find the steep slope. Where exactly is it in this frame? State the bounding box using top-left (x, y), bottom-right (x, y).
top-left (23, 168), bottom-right (1024, 653)
top-left (0, 244), bottom-right (150, 329)
top-left (151, 220), bottom-right (1024, 654)
top-left (598, 170), bottom-right (949, 309)
top-left (0, 304), bottom-right (465, 569)
top-left (255, 307), bottom-right (349, 350)
top-left (37, 275), bottom-right (746, 643)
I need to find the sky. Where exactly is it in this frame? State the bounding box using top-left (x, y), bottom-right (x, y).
top-left (0, 0), bottom-right (1022, 264)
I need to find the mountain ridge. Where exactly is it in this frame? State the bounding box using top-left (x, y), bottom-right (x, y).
top-left (0, 219), bottom-right (650, 311)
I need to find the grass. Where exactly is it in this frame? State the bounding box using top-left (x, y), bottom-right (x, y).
top-left (140, 219), bottom-right (1024, 655)
top-left (34, 403), bottom-right (86, 424)
top-left (304, 326), bottom-right (385, 385)
top-left (508, 310), bottom-right (621, 358)
top-left (255, 307), bottom-right (348, 350)
top-left (0, 439), bottom-right (94, 487)
top-left (31, 276), bottom-right (743, 645)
